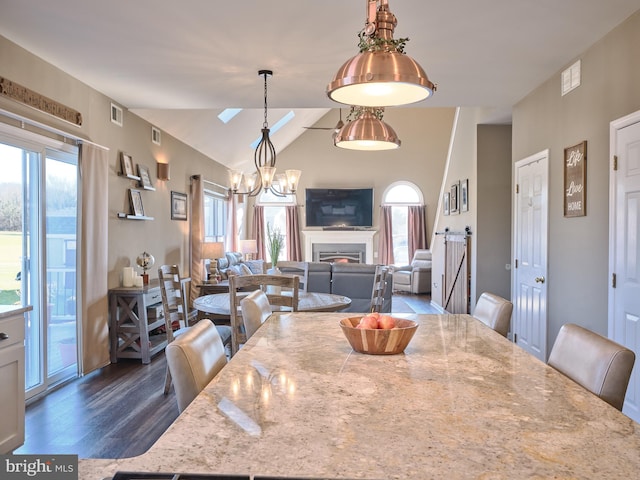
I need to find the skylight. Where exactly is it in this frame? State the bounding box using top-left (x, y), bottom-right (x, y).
top-left (250, 111), bottom-right (295, 149)
top-left (218, 108), bottom-right (242, 124)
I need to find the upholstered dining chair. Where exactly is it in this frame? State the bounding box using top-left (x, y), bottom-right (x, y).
top-left (229, 274), bottom-right (300, 356)
top-left (240, 289), bottom-right (272, 340)
top-left (165, 319), bottom-right (228, 413)
top-left (159, 264), bottom-right (231, 395)
top-left (370, 265), bottom-right (390, 313)
top-left (472, 292), bottom-right (513, 338)
top-left (548, 323), bottom-right (635, 411)
top-left (276, 261), bottom-right (309, 292)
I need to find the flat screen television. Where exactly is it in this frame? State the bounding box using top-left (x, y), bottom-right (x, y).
top-left (305, 188), bottom-right (373, 228)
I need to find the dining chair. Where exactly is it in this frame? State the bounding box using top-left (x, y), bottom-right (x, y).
top-left (165, 319), bottom-right (228, 413)
top-left (229, 273), bottom-right (300, 356)
top-left (548, 323), bottom-right (635, 411)
top-left (276, 261), bottom-right (309, 292)
top-left (370, 265), bottom-right (390, 313)
top-left (472, 292), bottom-right (513, 338)
top-left (240, 289), bottom-right (272, 339)
top-left (159, 265), bottom-right (231, 395)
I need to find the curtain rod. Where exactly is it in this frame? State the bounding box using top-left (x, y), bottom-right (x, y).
top-left (190, 175), bottom-right (228, 192)
top-left (0, 107), bottom-right (109, 151)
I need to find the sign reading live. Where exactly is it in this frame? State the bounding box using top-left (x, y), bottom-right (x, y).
top-left (0, 455), bottom-right (77, 480)
top-left (564, 141), bottom-right (587, 217)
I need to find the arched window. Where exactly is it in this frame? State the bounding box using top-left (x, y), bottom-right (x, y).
top-left (382, 182), bottom-right (424, 265)
top-left (258, 190), bottom-right (295, 263)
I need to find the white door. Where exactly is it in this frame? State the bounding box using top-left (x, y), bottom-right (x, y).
top-left (610, 111), bottom-right (640, 421)
top-left (513, 151), bottom-right (549, 361)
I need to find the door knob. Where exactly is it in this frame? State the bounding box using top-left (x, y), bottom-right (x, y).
top-left (535, 277), bottom-right (545, 284)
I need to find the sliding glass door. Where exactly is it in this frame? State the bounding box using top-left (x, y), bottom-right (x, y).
top-left (0, 133), bottom-right (79, 399)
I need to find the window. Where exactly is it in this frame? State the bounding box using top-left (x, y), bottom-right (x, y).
top-left (382, 182), bottom-right (424, 265)
top-left (204, 190), bottom-right (227, 243)
top-left (259, 189), bottom-right (294, 263)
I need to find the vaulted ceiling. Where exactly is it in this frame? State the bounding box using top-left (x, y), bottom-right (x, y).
top-left (2, 1), bottom-right (639, 171)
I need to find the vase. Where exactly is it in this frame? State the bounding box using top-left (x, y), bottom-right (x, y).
top-left (266, 266), bottom-right (281, 295)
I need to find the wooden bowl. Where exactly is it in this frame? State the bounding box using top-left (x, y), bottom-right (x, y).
top-left (339, 316), bottom-right (418, 355)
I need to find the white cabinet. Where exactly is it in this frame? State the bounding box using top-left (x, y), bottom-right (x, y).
top-left (0, 306), bottom-right (28, 454)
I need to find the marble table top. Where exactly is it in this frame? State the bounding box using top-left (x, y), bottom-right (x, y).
top-left (193, 291), bottom-right (351, 315)
top-left (79, 312), bottom-right (640, 480)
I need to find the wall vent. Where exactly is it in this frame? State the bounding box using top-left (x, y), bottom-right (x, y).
top-left (110, 103), bottom-right (123, 126)
top-left (151, 126), bottom-right (161, 145)
top-left (561, 60), bottom-right (581, 96)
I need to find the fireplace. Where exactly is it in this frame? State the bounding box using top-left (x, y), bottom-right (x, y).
top-left (302, 230), bottom-right (376, 264)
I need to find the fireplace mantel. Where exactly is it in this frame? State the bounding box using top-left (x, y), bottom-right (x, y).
top-left (302, 230), bottom-right (377, 264)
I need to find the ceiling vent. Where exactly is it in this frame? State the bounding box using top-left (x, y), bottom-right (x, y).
top-left (561, 60), bottom-right (581, 96)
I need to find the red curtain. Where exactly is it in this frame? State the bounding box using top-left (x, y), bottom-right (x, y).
top-left (378, 205), bottom-right (394, 265)
top-left (189, 175), bottom-right (205, 305)
top-left (252, 205), bottom-right (266, 260)
top-left (408, 205), bottom-right (428, 260)
top-left (286, 205), bottom-right (302, 261)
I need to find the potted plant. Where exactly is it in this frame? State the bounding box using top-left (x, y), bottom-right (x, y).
top-left (266, 223), bottom-right (284, 272)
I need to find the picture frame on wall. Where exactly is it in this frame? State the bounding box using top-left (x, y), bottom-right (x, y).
top-left (564, 140), bottom-right (587, 217)
top-left (120, 152), bottom-right (136, 178)
top-left (461, 179), bottom-right (469, 212)
top-left (128, 188), bottom-right (144, 217)
top-left (137, 164), bottom-right (154, 190)
top-left (171, 191), bottom-right (188, 221)
top-left (450, 182), bottom-right (459, 214)
top-left (443, 192), bottom-right (450, 216)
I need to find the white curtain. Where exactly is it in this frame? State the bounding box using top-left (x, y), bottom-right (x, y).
top-left (79, 143), bottom-right (109, 374)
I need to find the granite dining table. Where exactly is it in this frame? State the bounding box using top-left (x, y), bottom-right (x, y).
top-left (79, 312), bottom-right (640, 480)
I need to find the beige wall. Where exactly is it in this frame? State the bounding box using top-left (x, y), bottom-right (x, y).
top-left (0, 35), bottom-right (231, 291)
top-left (512, 10), bottom-right (640, 348)
top-left (274, 107), bottom-right (456, 260)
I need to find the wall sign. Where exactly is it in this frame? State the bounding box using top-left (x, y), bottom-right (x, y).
top-left (564, 141), bottom-right (587, 217)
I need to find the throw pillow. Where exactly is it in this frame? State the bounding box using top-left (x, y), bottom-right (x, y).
top-left (244, 260), bottom-right (264, 274)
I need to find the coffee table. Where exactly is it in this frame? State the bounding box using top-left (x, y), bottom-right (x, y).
top-left (193, 291), bottom-right (351, 320)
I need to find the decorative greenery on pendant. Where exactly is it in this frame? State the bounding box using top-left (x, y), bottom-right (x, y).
top-left (346, 106), bottom-right (386, 122)
top-left (357, 30), bottom-right (409, 54)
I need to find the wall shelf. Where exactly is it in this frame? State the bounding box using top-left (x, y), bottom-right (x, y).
top-left (118, 172), bottom-right (141, 181)
top-left (118, 213), bottom-right (154, 221)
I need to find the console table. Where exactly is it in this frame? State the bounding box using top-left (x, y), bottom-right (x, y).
top-left (108, 281), bottom-right (167, 364)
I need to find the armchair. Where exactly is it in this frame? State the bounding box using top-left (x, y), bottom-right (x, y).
top-left (392, 249), bottom-right (432, 294)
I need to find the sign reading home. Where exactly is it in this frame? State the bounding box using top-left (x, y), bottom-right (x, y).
top-left (564, 141), bottom-right (587, 217)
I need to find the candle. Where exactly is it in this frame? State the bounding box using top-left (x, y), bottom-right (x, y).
top-left (122, 267), bottom-right (134, 287)
top-left (134, 275), bottom-right (144, 287)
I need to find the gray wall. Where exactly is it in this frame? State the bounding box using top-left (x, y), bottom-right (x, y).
top-left (512, 10), bottom-right (640, 348)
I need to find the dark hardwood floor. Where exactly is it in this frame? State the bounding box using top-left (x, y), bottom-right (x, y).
top-left (16, 294), bottom-right (435, 459)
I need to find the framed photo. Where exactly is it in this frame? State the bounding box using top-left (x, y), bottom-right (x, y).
top-left (171, 191), bottom-right (188, 221)
top-left (564, 141), bottom-right (587, 217)
top-left (128, 188), bottom-right (144, 216)
top-left (450, 182), bottom-right (459, 215)
top-left (461, 179), bottom-right (469, 212)
top-left (120, 152), bottom-right (135, 177)
top-left (137, 164), bottom-right (153, 190)
top-left (443, 192), bottom-right (450, 216)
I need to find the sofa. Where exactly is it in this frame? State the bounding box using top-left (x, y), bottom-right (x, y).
top-left (299, 262), bottom-right (392, 313)
top-left (392, 249), bottom-right (432, 294)
top-left (215, 252), bottom-right (265, 279)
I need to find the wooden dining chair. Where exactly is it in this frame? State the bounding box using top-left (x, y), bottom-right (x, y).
top-left (165, 319), bottom-right (228, 413)
top-left (370, 265), bottom-right (389, 313)
top-left (240, 289), bottom-right (272, 340)
top-left (472, 292), bottom-right (513, 338)
top-left (276, 261), bottom-right (309, 292)
top-left (229, 274), bottom-right (299, 356)
top-left (548, 323), bottom-right (635, 411)
top-left (159, 264), bottom-right (231, 395)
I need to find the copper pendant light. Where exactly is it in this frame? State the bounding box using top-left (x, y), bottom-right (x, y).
top-left (334, 108), bottom-right (400, 151)
top-left (327, 0), bottom-right (435, 107)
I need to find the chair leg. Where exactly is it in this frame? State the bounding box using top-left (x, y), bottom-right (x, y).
top-left (163, 364), bottom-right (172, 395)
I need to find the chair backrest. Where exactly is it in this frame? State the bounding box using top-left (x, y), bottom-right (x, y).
top-left (165, 319), bottom-right (228, 413)
top-left (229, 274), bottom-right (299, 356)
top-left (472, 292), bottom-right (513, 338)
top-left (277, 261), bottom-right (309, 292)
top-left (240, 289), bottom-right (272, 339)
top-left (158, 265), bottom-right (196, 342)
top-left (370, 265), bottom-right (389, 313)
top-left (411, 249), bottom-right (432, 266)
top-left (548, 323), bottom-right (635, 411)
